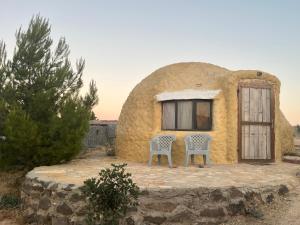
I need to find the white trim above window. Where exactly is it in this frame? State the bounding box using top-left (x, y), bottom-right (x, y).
top-left (156, 89), bottom-right (221, 101)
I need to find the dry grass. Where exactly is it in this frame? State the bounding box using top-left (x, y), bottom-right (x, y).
top-left (0, 171), bottom-right (26, 225)
top-left (0, 171), bottom-right (26, 195)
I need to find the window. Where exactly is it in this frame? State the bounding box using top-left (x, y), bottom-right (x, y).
top-left (162, 102), bottom-right (175, 129)
top-left (162, 100), bottom-right (212, 131)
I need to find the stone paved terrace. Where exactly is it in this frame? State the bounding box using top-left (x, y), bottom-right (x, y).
top-left (26, 150), bottom-right (300, 190)
top-left (22, 150), bottom-right (300, 225)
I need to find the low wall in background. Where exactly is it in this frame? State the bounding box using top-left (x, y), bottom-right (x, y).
top-left (83, 120), bottom-right (117, 148)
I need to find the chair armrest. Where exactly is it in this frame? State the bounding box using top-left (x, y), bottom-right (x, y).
top-left (149, 137), bottom-right (158, 152)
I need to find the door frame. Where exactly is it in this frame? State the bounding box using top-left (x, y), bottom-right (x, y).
top-left (238, 81), bottom-right (275, 163)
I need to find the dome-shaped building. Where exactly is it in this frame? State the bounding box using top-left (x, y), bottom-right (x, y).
top-left (116, 62), bottom-right (294, 165)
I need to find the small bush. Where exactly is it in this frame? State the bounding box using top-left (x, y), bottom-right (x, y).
top-left (0, 194), bottom-right (21, 209)
top-left (81, 163), bottom-right (140, 225)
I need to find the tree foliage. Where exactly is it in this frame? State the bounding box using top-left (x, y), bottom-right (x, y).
top-left (81, 164), bottom-right (140, 225)
top-left (0, 15), bottom-right (98, 169)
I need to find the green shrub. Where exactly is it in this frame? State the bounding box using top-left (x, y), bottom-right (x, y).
top-left (81, 164), bottom-right (140, 225)
top-left (0, 194), bottom-right (21, 209)
top-left (0, 108), bottom-right (40, 169)
top-left (0, 15), bottom-right (98, 170)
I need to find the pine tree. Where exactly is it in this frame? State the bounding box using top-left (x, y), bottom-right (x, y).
top-left (0, 15), bottom-right (98, 169)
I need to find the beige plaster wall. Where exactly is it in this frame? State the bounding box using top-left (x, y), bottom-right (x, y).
top-left (116, 62), bottom-right (293, 165)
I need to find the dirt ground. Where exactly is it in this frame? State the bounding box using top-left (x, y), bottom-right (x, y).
top-left (223, 182), bottom-right (300, 225)
top-left (0, 171), bottom-right (26, 225)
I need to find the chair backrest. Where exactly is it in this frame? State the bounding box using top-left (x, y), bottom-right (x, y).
top-left (153, 135), bottom-right (176, 151)
top-left (185, 134), bottom-right (211, 151)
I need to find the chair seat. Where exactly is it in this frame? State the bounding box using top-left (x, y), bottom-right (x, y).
top-left (187, 149), bottom-right (209, 154)
top-left (151, 149), bottom-right (170, 154)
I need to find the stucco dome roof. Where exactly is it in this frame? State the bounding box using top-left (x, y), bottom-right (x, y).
top-left (134, 62), bottom-right (230, 94)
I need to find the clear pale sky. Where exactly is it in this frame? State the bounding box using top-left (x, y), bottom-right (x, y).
top-left (1, 0), bottom-right (300, 125)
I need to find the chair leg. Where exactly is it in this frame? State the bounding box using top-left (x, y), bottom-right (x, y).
top-left (157, 155), bottom-right (161, 165)
top-left (148, 152), bottom-right (153, 166)
top-left (191, 154), bottom-right (195, 165)
top-left (205, 153), bottom-right (210, 165)
top-left (167, 154), bottom-right (172, 168)
top-left (185, 153), bottom-right (190, 167)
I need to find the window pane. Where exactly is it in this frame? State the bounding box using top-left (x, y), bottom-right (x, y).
top-left (162, 102), bottom-right (175, 129)
top-left (177, 101), bottom-right (193, 130)
top-left (196, 101), bottom-right (211, 130)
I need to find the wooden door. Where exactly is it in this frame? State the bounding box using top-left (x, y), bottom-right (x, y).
top-left (238, 83), bottom-right (274, 161)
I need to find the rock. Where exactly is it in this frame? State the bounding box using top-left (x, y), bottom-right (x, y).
top-left (52, 217), bottom-right (69, 225)
top-left (56, 191), bottom-right (67, 198)
top-left (227, 200), bottom-right (245, 216)
top-left (123, 213), bottom-right (144, 225)
top-left (32, 184), bottom-right (44, 192)
top-left (38, 197), bottom-right (51, 210)
top-left (140, 189), bottom-right (150, 196)
top-left (296, 171), bottom-right (300, 177)
top-left (245, 191), bottom-right (263, 203)
top-left (62, 184), bottom-right (75, 191)
top-left (144, 201), bottom-right (177, 212)
top-left (75, 206), bottom-right (88, 216)
top-left (23, 207), bottom-right (36, 223)
top-left (144, 213), bottom-right (166, 225)
top-left (266, 193), bottom-right (274, 203)
top-left (37, 214), bottom-right (51, 225)
top-left (210, 189), bottom-right (226, 202)
top-left (196, 222), bottom-right (220, 225)
top-left (31, 192), bottom-right (41, 199)
top-left (126, 216), bottom-right (135, 225)
top-left (246, 207), bottom-right (264, 219)
top-left (43, 189), bottom-right (53, 197)
top-left (127, 206), bottom-right (138, 213)
top-left (30, 202), bottom-right (39, 211)
top-left (229, 187), bottom-right (244, 199)
top-left (278, 185), bottom-right (289, 196)
top-left (70, 193), bottom-right (84, 203)
top-left (167, 205), bottom-right (196, 222)
top-left (40, 181), bottom-right (51, 189)
top-left (48, 183), bottom-right (59, 190)
top-left (56, 203), bottom-right (73, 215)
top-left (22, 183), bottom-right (33, 195)
top-left (200, 207), bottom-right (226, 218)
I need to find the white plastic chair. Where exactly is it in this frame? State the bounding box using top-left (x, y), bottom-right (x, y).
top-left (148, 135), bottom-right (176, 168)
top-left (184, 134), bottom-right (212, 166)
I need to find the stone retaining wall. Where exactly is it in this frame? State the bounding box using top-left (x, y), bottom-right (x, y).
top-left (21, 176), bottom-right (290, 225)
